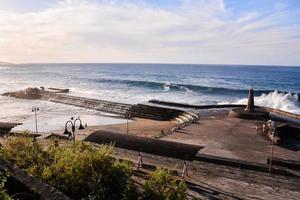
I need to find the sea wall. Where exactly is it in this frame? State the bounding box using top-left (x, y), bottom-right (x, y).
top-left (149, 99), bottom-right (300, 123)
top-left (0, 158), bottom-right (71, 200)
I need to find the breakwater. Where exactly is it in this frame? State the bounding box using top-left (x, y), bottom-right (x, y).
top-left (2, 88), bottom-right (199, 122)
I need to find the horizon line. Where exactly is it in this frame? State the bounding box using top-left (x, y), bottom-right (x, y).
top-left (7, 62), bottom-right (300, 68)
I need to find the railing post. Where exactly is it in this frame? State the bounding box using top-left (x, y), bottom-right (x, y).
top-left (136, 152), bottom-right (143, 170)
top-left (181, 160), bottom-right (188, 179)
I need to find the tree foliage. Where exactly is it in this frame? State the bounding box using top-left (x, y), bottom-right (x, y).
top-left (1, 136), bottom-right (187, 200)
top-left (144, 168), bottom-right (187, 200)
top-left (2, 137), bottom-right (137, 200)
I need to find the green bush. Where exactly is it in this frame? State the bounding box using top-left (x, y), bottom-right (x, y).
top-left (0, 171), bottom-right (12, 200)
top-left (143, 168), bottom-right (187, 200)
top-left (2, 138), bottom-right (138, 200)
top-left (1, 137), bottom-right (188, 200)
top-left (42, 142), bottom-right (138, 200)
top-left (2, 136), bottom-right (51, 176)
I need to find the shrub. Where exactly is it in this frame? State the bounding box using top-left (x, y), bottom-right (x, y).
top-left (143, 168), bottom-right (187, 200)
top-left (87, 159), bottom-right (138, 200)
top-left (2, 136), bottom-right (51, 176)
top-left (2, 138), bottom-right (138, 200)
top-left (0, 171), bottom-right (12, 200)
top-left (42, 142), bottom-right (138, 199)
top-left (2, 137), bottom-right (188, 200)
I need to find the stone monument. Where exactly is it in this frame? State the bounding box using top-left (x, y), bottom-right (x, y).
top-left (245, 88), bottom-right (254, 112)
top-left (229, 88), bottom-right (269, 119)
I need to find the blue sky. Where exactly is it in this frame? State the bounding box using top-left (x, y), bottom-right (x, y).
top-left (2, 0), bottom-right (299, 16)
top-left (0, 0), bottom-right (299, 65)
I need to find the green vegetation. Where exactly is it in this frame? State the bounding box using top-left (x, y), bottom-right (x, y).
top-left (144, 168), bottom-right (187, 200)
top-left (0, 171), bottom-right (12, 200)
top-left (1, 136), bottom-right (187, 200)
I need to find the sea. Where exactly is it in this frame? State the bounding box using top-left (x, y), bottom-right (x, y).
top-left (0, 63), bottom-right (300, 131)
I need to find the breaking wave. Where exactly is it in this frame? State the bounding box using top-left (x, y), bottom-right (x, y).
top-left (90, 78), bottom-right (294, 96)
top-left (234, 90), bottom-right (300, 114)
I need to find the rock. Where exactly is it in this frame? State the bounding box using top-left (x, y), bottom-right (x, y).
top-left (2, 87), bottom-right (43, 99)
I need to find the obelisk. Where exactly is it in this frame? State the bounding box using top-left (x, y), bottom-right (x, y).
top-left (244, 88), bottom-right (254, 112)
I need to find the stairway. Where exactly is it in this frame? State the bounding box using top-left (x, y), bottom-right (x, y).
top-left (41, 92), bottom-right (132, 115)
top-left (40, 91), bottom-right (198, 122)
top-left (129, 104), bottom-right (198, 122)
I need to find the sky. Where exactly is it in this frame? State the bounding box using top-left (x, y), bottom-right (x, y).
top-left (0, 0), bottom-right (300, 65)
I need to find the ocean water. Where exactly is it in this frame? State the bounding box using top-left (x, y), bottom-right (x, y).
top-left (0, 63), bottom-right (300, 117)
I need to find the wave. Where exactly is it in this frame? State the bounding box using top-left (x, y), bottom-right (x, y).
top-left (90, 78), bottom-right (299, 98)
top-left (234, 90), bottom-right (300, 114)
top-left (91, 78), bottom-right (300, 114)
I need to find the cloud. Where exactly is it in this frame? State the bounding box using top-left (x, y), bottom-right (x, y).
top-left (0, 0), bottom-right (299, 65)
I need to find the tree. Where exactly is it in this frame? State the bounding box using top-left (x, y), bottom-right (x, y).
top-left (143, 168), bottom-right (187, 200)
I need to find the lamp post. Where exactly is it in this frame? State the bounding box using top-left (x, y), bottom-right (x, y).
top-left (32, 106), bottom-right (39, 136)
top-left (269, 130), bottom-right (277, 173)
top-left (63, 117), bottom-right (85, 144)
top-left (125, 112), bottom-right (131, 134)
top-left (268, 120), bottom-right (277, 173)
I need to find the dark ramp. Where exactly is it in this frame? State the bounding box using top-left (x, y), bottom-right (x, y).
top-left (0, 122), bottom-right (22, 135)
top-left (85, 130), bottom-right (203, 160)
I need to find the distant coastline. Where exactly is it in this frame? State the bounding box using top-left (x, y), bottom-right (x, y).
top-left (5, 62), bottom-right (300, 68)
top-left (0, 61), bottom-right (14, 66)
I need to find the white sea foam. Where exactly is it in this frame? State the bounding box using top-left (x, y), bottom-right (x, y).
top-left (0, 96), bottom-right (126, 132)
top-left (180, 85), bottom-right (192, 93)
top-left (13, 114), bottom-right (126, 133)
top-left (163, 83), bottom-right (171, 91)
top-left (234, 91), bottom-right (300, 114)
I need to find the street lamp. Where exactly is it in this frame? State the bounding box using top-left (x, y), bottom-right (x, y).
top-left (125, 111), bottom-right (131, 134)
top-left (268, 120), bottom-right (277, 173)
top-left (32, 106), bottom-right (39, 136)
top-left (269, 130), bottom-right (277, 173)
top-left (63, 117), bottom-right (85, 144)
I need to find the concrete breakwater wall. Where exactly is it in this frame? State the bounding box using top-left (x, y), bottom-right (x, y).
top-left (149, 99), bottom-right (246, 109)
top-left (149, 99), bottom-right (300, 123)
top-left (41, 91), bottom-right (132, 115)
top-left (263, 107), bottom-right (300, 122)
top-left (2, 88), bottom-right (300, 123)
top-left (2, 88), bottom-right (198, 122)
